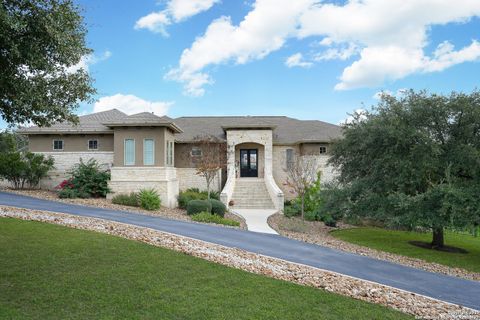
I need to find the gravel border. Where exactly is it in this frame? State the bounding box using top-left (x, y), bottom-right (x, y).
top-left (1, 188), bottom-right (247, 229)
top-left (1, 206), bottom-right (478, 320)
top-left (268, 213), bottom-right (480, 282)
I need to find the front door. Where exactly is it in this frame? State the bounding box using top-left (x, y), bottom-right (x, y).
top-left (240, 149), bottom-right (258, 177)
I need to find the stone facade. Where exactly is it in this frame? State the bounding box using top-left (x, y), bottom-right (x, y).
top-left (108, 167), bottom-right (179, 208)
top-left (176, 168), bottom-right (222, 192)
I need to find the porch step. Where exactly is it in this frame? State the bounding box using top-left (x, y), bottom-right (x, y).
top-left (231, 178), bottom-right (275, 209)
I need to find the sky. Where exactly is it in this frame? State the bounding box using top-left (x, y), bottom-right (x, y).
top-left (4, 0), bottom-right (480, 128)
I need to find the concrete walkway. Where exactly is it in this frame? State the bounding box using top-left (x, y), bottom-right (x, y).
top-left (0, 191), bottom-right (479, 310)
top-left (231, 209), bottom-right (278, 234)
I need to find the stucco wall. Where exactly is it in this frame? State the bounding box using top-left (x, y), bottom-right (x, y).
top-left (176, 168), bottom-right (222, 192)
top-left (28, 134), bottom-right (114, 152)
top-left (112, 127), bottom-right (166, 167)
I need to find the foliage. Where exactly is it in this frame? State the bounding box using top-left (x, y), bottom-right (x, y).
top-left (332, 227), bottom-right (480, 273)
top-left (0, 151), bottom-right (54, 189)
top-left (178, 188), bottom-right (219, 209)
top-left (112, 193), bottom-right (139, 207)
top-left (191, 212), bottom-right (240, 227)
top-left (57, 188), bottom-right (89, 199)
top-left (209, 199), bottom-right (226, 217)
top-left (0, 131), bottom-right (27, 152)
top-left (0, 219), bottom-right (410, 320)
top-left (0, 0), bottom-right (96, 126)
top-left (190, 135), bottom-right (227, 199)
top-left (186, 199), bottom-right (212, 216)
top-left (62, 159), bottom-right (110, 198)
top-left (284, 154), bottom-right (321, 219)
top-left (137, 189), bottom-right (161, 210)
top-left (328, 90), bottom-right (480, 247)
top-left (283, 201), bottom-right (301, 218)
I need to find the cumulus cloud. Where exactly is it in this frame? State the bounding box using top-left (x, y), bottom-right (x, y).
top-left (66, 50), bottom-right (112, 74)
top-left (135, 0), bottom-right (220, 36)
top-left (94, 94), bottom-right (173, 116)
top-left (167, 0), bottom-right (480, 95)
top-left (285, 53), bottom-right (312, 68)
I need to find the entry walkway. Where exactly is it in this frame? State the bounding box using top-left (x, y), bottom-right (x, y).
top-left (0, 191), bottom-right (479, 310)
top-left (231, 209), bottom-right (278, 234)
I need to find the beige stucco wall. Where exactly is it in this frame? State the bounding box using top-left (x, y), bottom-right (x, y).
top-left (176, 168), bottom-right (222, 192)
top-left (112, 127), bottom-right (167, 167)
top-left (28, 134), bottom-right (114, 152)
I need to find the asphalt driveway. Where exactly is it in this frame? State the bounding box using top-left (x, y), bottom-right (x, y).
top-left (0, 191), bottom-right (479, 310)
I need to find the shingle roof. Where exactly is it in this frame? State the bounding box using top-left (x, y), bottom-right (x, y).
top-left (19, 110), bottom-right (342, 144)
top-left (173, 116), bottom-right (342, 144)
top-left (18, 109), bottom-right (128, 134)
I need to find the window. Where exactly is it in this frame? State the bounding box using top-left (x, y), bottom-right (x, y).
top-left (88, 140), bottom-right (98, 150)
top-left (144, 139), bottom-right (155, 165)
top-left (124, 139), bottom-right (135, 165)
top-left (191, 147), bottom-right (202, 157)
top-left (319, 146), bottom-right (327, 154)
top-left (166, 141), bottom-right (174, 166)
top-left (286, 148), bottom-right (294, 169)
top-left (53, 140), bottom-right (64, 150)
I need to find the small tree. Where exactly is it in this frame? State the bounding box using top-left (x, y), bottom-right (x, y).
top-left (191, 135), bottom-right (227, 199)
top-left (0, 151), bottom-right (54, 189)
top-left (284, 154), bottom-right (320, 219)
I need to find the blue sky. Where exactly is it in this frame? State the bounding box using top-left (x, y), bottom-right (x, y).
top-left (3, 0), bottom-right (480, 128)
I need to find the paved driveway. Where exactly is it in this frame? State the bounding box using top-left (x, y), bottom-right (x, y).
top-left (0, 191), bottom-right (479, 310)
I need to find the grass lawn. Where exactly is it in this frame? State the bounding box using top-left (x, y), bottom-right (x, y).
top-left (0, 219), bottom-right (412, 320)
top-left (331, 227), bottom-right (480, 273)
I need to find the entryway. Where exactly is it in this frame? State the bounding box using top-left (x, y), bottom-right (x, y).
top-left (240, 149), bottom-right (258, 177)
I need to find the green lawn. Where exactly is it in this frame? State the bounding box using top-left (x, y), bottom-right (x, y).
top-left (331, 227), bottom-right (480, 273)
top-left (0, 219), bottom-right (411, 320)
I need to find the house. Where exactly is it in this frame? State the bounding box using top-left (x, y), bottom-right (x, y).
top-left (19, 109), bottom-right (342, 210)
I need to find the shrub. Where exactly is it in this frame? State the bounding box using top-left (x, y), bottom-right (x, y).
top-left (304, 211), bottom-right (318, 221)
top-left (66, 159), bottom-right (110, 198)
top-left (112, 193), bottom-right (139, 207)
top-left (138, 189), bottom-right (161, 211)
top-left (178, 188), bottom-right (220, 209)
top-left (191, 212), bottom-right (240, 227)
top-left (283, 201), bottom-right (301, 218)
top-left (187, 200), bottom-right (212, 215)
top-left (321, 214), bottom-right (337, 227)
top-left (209, 199), bottom-right (226, 217)
top-left (0, 151), bottom-right (54, 189)
top-left (58, 188), bottom-right (89, 199)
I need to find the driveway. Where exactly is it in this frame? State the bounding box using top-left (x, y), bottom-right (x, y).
top-left (0, 191), bottom-right (479, 310)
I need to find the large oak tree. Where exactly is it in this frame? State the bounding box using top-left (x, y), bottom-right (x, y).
top-left (0, 0), bottom-right (95, 127)
top-left (329, 90), bottom-right (480, 248)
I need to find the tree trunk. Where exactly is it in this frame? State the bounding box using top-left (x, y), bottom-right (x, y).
top-left (301, 196), bottom-right (305, 220)
top-left (432, 227), bottom-right (444, 248)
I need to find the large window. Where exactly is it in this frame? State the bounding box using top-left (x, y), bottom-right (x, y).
top-left (286, 148), bottom-right (294, 170)
top-left (53, 140), bottom-right (64, 150)
top-left (124, 139), bottom-right (135, 165)
top-left (88, 140), bottom-right (98, 150)
top-left (144, 139), bottom-right (155, 165)
top-left (166, 141), bottom-right (174, 166)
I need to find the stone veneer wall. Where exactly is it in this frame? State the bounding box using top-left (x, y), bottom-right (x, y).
top-left (32, 152), bottom-right (114, 189)
top-left (272, 145), bottom-right (337, 200)
top-left (176, 168), bottom-right (222, 192)
top-left (108, 167), bottom-right (179, 208)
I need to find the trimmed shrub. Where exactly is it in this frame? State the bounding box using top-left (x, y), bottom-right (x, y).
top-left (138, 189), bottom-right (161, 211)
top-left (58, 188), bottom-right (89, 199)
top-left (191, 212), bottom-right (240, 227)
top-left (209, 199), bottom-right (226, 217)
top-left (178, 188), bottom-right (220, 209)
top-left (321, 214), bottom-right (337, 227)
top-left (112, 193), bottom-right (139, 207)
top-left (66, 159), bottom-right (110, 198)
top-left (187, 200), bottom-right (212, 216)
top-left (283, 202), bottom-right (301, 218)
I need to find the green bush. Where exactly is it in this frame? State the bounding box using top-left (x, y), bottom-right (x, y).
top-left (209, 199), bottom-right (226, 217)
top-left (191, 212), bottom-right (240, 227)
top-left (304, 211), bottom-right (318, 221)
top-left (187, 200), bottom-right (212, 216)
top-left (283, 201), bottom-right (301, 218)
top-left (321, 214), bottom-right (337, 227)
top-left (178, 188), bottom-right (220, 209)
top-left (138, 189), bottom-right (161, 211)
top-left (112, 193), bottom-right (139, 207)
top-left (0, 151), bottom-right (54, 189)
top-left (58, 188), bottom-right (89, 199)
top-left (66, 159), bottom-right (110, 198)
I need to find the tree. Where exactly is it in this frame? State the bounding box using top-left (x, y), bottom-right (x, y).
top-left (284, 153), bottom-right (320, 219)
top-left (0, 151), bottom-right (54, 189)
top-left (191, 135), bottom-right (227, 199)
top-left (0, 0), bottom-right (95, 127)
top-left (329, 90), bottom-right (480, 248)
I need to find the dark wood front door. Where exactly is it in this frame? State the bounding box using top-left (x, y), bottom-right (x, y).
top-left (240, 149), bottom-right (258, 177)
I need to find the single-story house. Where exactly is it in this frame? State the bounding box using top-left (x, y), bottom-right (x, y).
top-left (19, 109), bottom-right (342, 210)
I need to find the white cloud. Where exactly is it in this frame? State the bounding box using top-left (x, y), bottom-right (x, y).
top-left (135, 0), bottom-right (220, 36)
top-left (373, 88), bottom-right (408, 100)
top-left (66, 50), bottom-right (112, 73)
top-left (285, 53), bottom-right (312, 68)
top-left (339, 108), bottom-right (368, 125)
top-left (167, 0), bottom-right (480, 95)
top-left (94, 94), bottom-right (173, 116)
